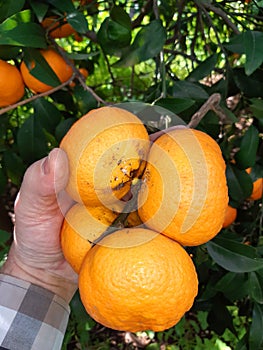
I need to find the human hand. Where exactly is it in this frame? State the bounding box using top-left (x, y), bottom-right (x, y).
top-left (1, 148), bottom-right (78, 303)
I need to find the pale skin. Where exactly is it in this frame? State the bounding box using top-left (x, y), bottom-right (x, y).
top-left (1, 148), bottom-right (78, 303)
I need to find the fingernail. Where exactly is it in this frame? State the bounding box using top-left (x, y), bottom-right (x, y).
top-left (41, 154), bottom-right (50, 175)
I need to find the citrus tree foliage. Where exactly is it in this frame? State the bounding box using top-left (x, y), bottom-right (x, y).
top-left (0, 0), bottom-right (263, 349)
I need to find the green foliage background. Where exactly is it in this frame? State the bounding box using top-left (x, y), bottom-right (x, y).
top-left (0, 0), bottom-right (263, 349)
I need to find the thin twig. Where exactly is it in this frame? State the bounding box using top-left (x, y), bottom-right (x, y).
top-left (50, 39), bottom-right (109, 105)
top-left (187, 93), bottom-right (227, 128)
top-left (153, 0), bottom-right (166, 99)
top-left (0, 75), bottom-right (75, 116)
top-left (202, 2), bottom-right (241, 35)
top-left (131, 0), bottom-right (153, 28)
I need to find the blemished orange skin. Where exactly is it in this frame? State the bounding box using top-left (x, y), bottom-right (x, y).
top-left (60, 106), bottom-right (150, 207)
top-left (79, 228), bottom-right (198, 332)
top-left (138, 128), bottom-right (228, 246)
top-left (60, 203), bottom-right (118, 273)
top-left (0, 60), bottom-right (25, 107)
top-left (222, 205), bottom-right (237, 228)
top-left (20, 48), bottom-right (73, 93)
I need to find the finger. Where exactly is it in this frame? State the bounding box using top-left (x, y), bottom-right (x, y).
top-left (15, 148), bottom-right (70, 221)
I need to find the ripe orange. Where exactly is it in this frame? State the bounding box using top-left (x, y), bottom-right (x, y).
top-left (78, 67), bottom-right (89, 79)
top-left (138, 128), bottom-right (228, 246)
top-left (79, 227), bottom-right (198, 332)
top-left (246, 168), bottom-right (263, 201)
top-left (20, 48), bottom-right (73, 93)
top-left (41, 16), bottom-right (76, 38)
top-left (250, 178), bottom-right (263, 200)
top-left (0, 59), bottom-right (25, 107)
top-left (60, 106), bottom-right (150, 207)
top-left (60, 203), bottom-right (119, 273)
top-left (222, 205), bottom-right (237, 228)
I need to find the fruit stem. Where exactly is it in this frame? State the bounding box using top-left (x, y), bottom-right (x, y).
top-left (92, 182), bottom-right (141, 245)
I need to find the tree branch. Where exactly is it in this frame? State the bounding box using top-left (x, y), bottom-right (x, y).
top-left (50, 39), bottom-right (109, 105)
top-left (131, 0), bottom-right (153, 28)
top-left (187, 93), bottom-right (227, 128)
top-left (201, 2), bottom-right (241, 35)
top-left (0, 75), bottom-right (75, 116)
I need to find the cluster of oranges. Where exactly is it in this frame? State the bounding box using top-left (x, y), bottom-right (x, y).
top-left (59, 106), bottom-right (229, 332)
top-left (0, 16), bottom-right (89, 108)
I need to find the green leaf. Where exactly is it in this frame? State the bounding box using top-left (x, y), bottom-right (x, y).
top-left (0, 229), bottom-right (11, 245)
top-left (27, 0), bottom-right (49, 22)
top-left (73, 85), bottom-right (98, 115)
top-left (55, 118), bottom-right (76, 143)
top-left (98, 15), bottom-right (131, 56)
top-left (0, 9), bottom-right (32, 30)
top-left (249, 303), bottom-right (263, 350)
top-left (224, 34), bottom-right (245, 54)
top-left (235, 125), bottom-right (259, 169)
top-left (207, 296), bottom-right (236, 335)
top-left (67, 11), bottom-right (88, 34)
top-left (214, 272), bottom-right (249, 301)
top-left (23, 48), bottom-right (61, 87)
top-left (32, 98), bottom-right (62, 133)
top-left (225, 31), bottom-right (263, 75)
top-left (250, 98), bottom-right (263, 128)
top-left (187, 54), bottom-right (218, 82)
top-left (115, 102), bottom-right (185, 128)
top-left (17, 115), bottom-right (48, 163)
top-left (0, 0), bottom-right (25, 23)
top-left (226, 164), bottom-right (253, 203)
top-left (244, 31), bottom-right (263, 76)
top-left (0, 167), bottom-right (7, 195)
top-left (206, 236), bottom-right (263, 272)
top-left (46, 0), bottom-right (75, 12)
top-left (249, 272), bottom-right (263, 304)
top-left (0, 22), bottom-right (46, 48)
top-left (114, 20), bottom-right (166, 67)
top-left (233, 68), bottom-right (263, 98)
top-left (110, 5), bottom-right (131, 30)
top-left (155, 97), bottom-right (195, 114)
top-left (0, 45), bottom-right (20, 60)
top-left (171, 81), bottom-right (209, 100)
top-left (2, 150), bottom-right (25, 186)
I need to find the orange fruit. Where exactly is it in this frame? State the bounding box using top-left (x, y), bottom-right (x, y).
top-left (0, 59), bottom-right (25, 107)
top-left (41, 16), bottom-right (76, 38)
top-left (20, 48), bottom-right (73, 93)
top-left (222, 205), bottom-right (237, 228)
top-left (246, 168), bottom-right (263, 201)
top-left (60, 106), bottom-right (150, 207)
top-left (78, 67), bottom-right (89, 79)
top-left (250, 178), bottom-right (263, 200)
top-left (60, 203), bottom-right (119, 273)
top-left (138, 128), bottom-right (228, 246)
top-left (79, 227), bottom-right (198, 332)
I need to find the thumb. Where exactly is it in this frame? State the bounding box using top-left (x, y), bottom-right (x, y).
top-left (22, 148), bottom-right (69, 197)
top-left (16, 148), bottom-right (72, 217)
